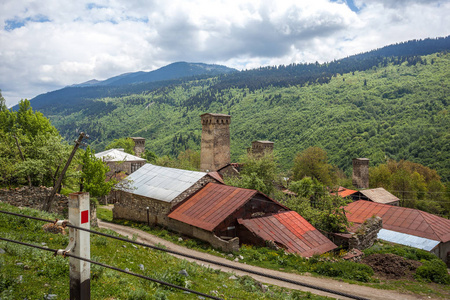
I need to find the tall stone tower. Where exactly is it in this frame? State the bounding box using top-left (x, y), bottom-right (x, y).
top-left (352, 158), bottom-right (370, 189)
top-left (130, 137), bottom-right (145, 158)
top-left (249, 141), bottom-right (274, 157)
top-left (200, 113), bottom-right (231, 172)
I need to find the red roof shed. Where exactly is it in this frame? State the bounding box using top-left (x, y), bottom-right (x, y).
top-left (238, 211), bottom-right (337, 256)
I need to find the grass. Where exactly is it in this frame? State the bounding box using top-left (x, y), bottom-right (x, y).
top-left (96, 206), bottom-right (450, 298)
top-left (0, 202), bottom-right (332, 299)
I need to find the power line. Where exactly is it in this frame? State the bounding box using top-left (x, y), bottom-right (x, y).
top-left (0, 236), bottom-right (223, 300)
top-left (0, 209), bottom-right (369, 300)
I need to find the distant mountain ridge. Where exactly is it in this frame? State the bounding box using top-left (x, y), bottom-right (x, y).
top-left (71, 62), bottom-right (237, 87)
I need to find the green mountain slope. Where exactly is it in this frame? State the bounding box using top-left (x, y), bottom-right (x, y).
top-left (47, 52), bottom-right (450, 180)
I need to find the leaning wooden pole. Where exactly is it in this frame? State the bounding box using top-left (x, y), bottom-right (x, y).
top-left (13, 134), bottom-right (31, 187)
top-left (42, 132), bottom-right (88, 212)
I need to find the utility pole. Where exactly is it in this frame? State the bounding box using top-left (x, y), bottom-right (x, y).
top-left (42, 132), bottom-right (88, 212)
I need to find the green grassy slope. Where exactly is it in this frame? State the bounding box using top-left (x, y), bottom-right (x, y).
top-left (49, 53), bottom-right (450, 180)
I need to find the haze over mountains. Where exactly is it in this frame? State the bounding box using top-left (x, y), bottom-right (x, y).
top-left (21, 37), bottom-right (450, 180)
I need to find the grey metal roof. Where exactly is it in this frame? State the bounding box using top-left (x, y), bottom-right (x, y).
top-left (120, 164), bottom-right (207, 203)
top-left (95, 149), bottom-right (146, 162)
top-left (377, 229), bottom-right (440, 251)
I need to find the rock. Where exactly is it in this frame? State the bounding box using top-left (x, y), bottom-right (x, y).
top-left (17, 275), bottom-right (23, 283)
top-left (132, 244), bottom-right (138, 249)
top-left (178, 237), bottom-right (183, 242)
top-left (16, 262), bottom-right (24, 266)
top-left (139, 264), bottom-right (145, 271)
top-left (198, 297), bottom-right (205, 300)
top-left (233, 258), bottom-right (239, 262)
top-left (0, 248), bottom-right (5, 254)
top-left (179, 269), bottom-right (189, 277)
top-left (41, 243), bottom-right (47, 246)
top-left (125, 268), bottom-right (130, 272)
top-left (238, 255), bottom-right (244, 260)
top-left (227, 254), bottom-right (233, 258)
top-left (228, 275), bottom-right (237, 280)
top-left (44, 294), bottom-right (58, 300)
top-left (122, 245), bottom-right (126, 248)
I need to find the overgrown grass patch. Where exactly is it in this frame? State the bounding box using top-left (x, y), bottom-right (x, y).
top-left (1, 202), bottom-right (332, 299)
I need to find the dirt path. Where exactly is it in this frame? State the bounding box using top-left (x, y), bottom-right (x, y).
top-left (98, 220), bottom-right (435, 300)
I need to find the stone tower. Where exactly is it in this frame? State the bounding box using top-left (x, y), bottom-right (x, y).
top-left (249, 141), bottom-right (274, 157)
top-left (352, 158), bottom-right (370, 189)
top-left (200, 113), bottom-right (231, 172)
top-left (130, 137), bottom-right (145, 158)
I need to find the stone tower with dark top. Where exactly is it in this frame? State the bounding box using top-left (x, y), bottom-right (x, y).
top-left (130, 137), bottom-right (145, 158)
top-left (352, 158), bottom-right (370, 189)
top-left (200, 113), bottom-right (231, 172)
top-left (249, 140), bottom-right (274, 157)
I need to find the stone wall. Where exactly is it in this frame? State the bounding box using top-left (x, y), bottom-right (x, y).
top-left (168, 218), bottom-right (240, 252)
top-left (348, 216), bottom-right (382, 250)
top-left (0, 186), bottom-right (98, 227)
top-left (113, 192), bottom-right (172, 226)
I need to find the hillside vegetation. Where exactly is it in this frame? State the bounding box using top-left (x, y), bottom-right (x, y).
top-left (46, 51), bottom-right (450, 180)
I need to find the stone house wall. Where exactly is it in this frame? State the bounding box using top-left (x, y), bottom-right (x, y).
top-left (168, 218), bottom-right (239, 252)
top-left (113, 175), bottom-right (220, 226)
top-left (0, 186), bottom-right (97, 227)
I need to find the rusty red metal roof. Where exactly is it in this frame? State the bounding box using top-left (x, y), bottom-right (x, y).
top-left (345, 201), bottom-right (450, 243)
top-left (207, 171), bottom-right (225, 184)
top-left (168, 183), bottom-right (259, 231)
top-left (332, 186), bottom-right (358, 198)
top-left (238, 211), bottom-right (337, 256)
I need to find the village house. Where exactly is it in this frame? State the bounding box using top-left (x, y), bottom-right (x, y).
top-left (95, 148), bottom-right (146, 177)
top-left (168, 182), bottom-right (337, 255)
top-left (113, 163), bottom-right (223, 227)
top-left (334, 186), bottom-right (400, 206)
top-left (344, 200), bottom-right (450, 264)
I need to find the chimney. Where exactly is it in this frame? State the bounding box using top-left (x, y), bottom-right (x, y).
top-left (200, 113), bottom-right (231, 172)
top-left (130, 137), bottom-right (145, 158)
top-left (352, 158), bottom-right (370, 189)
top-left (248, 141), bottom-right (274, 157)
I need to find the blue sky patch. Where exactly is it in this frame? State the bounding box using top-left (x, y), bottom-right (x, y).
top-left (5, 15), bottom-right (51, 31)
top-left (331, 0), bottom-right (361, 13)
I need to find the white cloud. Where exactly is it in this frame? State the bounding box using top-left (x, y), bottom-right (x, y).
top-left (0, 0), bottom-right (449, 107)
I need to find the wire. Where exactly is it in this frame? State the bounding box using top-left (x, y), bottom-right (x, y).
top-left (0, 236), bottom-right (223, 300)
top-left (0, 209), bottom-right (369, 300)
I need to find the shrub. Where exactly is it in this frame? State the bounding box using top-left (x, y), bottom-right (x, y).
top-left (414, 259), bottom-right (450, 284)
top-left (313, 261), bottom-right (374, 282)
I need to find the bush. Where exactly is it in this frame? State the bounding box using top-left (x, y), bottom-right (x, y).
top-left (313, 261), bottom-right (374, 282)
top-left (414, 259), bottom-right (450, 284)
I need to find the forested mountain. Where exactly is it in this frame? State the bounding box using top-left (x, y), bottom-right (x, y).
top-left (27, 37), bottom-right (450, 180)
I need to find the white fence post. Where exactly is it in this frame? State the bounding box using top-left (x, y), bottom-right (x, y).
top-left (68, 192), bottom-right (91, 299)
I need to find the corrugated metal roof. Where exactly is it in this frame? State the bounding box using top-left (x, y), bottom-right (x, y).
top-left (207, 172), bottom-right (225, 184)
top-left (95, 149), bottom-right (146, 162)
top-left (345, 200), bottom-right (450, 243)
top-left (359, 187), bottom-right (399, 204)
top-left (120, 164), bottom-right (207, 202)
top-left (333, 186), bottom-right (358, 198)
top-left (168, 183), bottom-right (260, 231)
top-left (238, 211), bottom-right (337, 257)
top-left (377, 229), bottom-right (440, 251)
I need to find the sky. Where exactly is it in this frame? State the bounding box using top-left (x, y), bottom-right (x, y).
top-left (1, 0), bottom-right (449, 107)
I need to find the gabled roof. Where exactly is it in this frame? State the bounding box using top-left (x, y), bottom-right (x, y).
top-left (238, 211), bottom-right (337, 256)
top-left (120, 164), bottom-right (207, 203)
top-left (168, 183), bottom-right (282, 231)
top-left (332, 186), bottom-right (358, 198)
top-left (345, 201), bottom-right (450, 243)
top-left (359, 187), bottom-right (399, 204)
top-left (207, 171), bottom-right (225, 184)
top-left (95, 148), bottom-right (146, 162)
